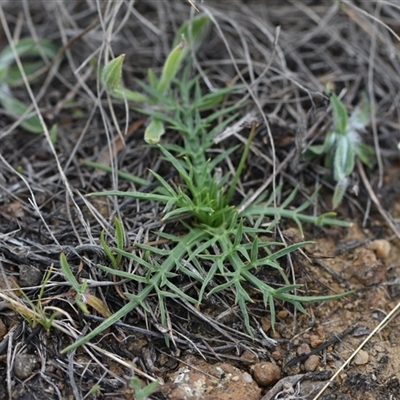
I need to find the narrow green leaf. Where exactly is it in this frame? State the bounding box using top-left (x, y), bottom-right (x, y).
top-left (82, 160), bottom-right (150, 186)
top-left (330, 93), bottom-right (348, 135)
top-left (334, 136), bottom-right (354, 181)
top-left (316, 212), bottom-right (337, 226)
top-left (112, 86), bottom-right (151, 103)
top-left (147, 68), bottom-right (159, 89)
top-left (332, 177), bottom-right (349, 210)
top-left (6, 61), bottom-right (44, 86)
top-left (0, 38), bottom-right (58, 75)
top-left (61, 297), bottom-right (145, 353)
top-left (114, 218), bottom-right (125, 267)
top-left (88, 189), bottom-right (171, 203)
top-left (59, 253), bottom-right (82, 293)
top-left (157, 37), bottom-right (186, 94)
top-left (100, 229), bottom-right (118, 268)
top-left (354, 142), bottom-right (374, 168)
top-left (0, 38), bottom-right (58, 67)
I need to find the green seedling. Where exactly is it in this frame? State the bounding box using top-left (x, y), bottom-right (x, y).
top-left (70, 14), bottom-right (353, 353)
top-left (101, 15), bottom-right (218, 144)
top-left (100, 217), bottom-right (126, 269)
top-left (130, 377), bottom-right (158, 400)
top-left (65, 46), bottom-right (351, 352)
top-left (60, 253), bottom-right (111, 318)
top-left (0, 37), bottom-right (59, 133)
top-left (306, 92), bottom-right (374, 209)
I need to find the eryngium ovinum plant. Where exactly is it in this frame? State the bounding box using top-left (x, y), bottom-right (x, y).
top-left (62, 15), bottom-right (351, 353)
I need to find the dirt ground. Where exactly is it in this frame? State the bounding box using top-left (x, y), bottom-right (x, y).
top-left (1, 1), bottom-right (400, 399)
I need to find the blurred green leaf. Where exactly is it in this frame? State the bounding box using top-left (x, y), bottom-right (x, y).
top-left (6, 61), bottom-right (44, 86)
top-left (354, 142), bottom-right (374, 168)
top-left (147, 68), bottom-right (159, 89)
top-left (50, 124), bottom-right (58, 144)
top-left (173, 14), bottom-right (210, 56)
top-left (194, 85), bottom-right (241, 109)
top-left (157, 37), bottom-right (186, 94)
top-left (0, 38), bottom-right (59, 133)
top-left (0, 85), bottom-right (43, 133)
top-left (332, 177), bottom-right (349, 210)
top-left (330, 93), bottom-right (348, 135)
top-left (102, 54), bottom-right (125, 93)
top-left (130, 377), bottom-right (158, 400)
top-left (348, 92), bottom-right (370, 132)
top-left (334, 136), bottom-right (354, 181)
top-left (144, 117), bottom-right (165, 144)
top-left (112, 86), bottom-right (151, 103)
top-left (0, 38), bottom-right (58, 80)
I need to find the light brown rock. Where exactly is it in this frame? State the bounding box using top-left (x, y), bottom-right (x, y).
top-left (304, 355), bottom-right (320, 372)
top-left (297, 343), bottom-right (311, 355)
top-left (353, 350), bottom-right (369, 365)
top-left (252, 362), bottom-right (281, 387)
top-left (310, 334), bottom-right (323, 348)
top-left (241, 350), bottom-right (259, 365)
top-left (368, 239), bottom-right (391, 259)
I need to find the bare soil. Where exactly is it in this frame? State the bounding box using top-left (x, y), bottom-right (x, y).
top-left (1, 1), bottom-right (400, 399)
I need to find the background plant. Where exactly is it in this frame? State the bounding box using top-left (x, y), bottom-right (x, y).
top-left (306, 92), bottom-right (375, 209)
top-left (102, 14), bottom-right (211, 144)
top-left (0, 37), bottom-right (58, 133)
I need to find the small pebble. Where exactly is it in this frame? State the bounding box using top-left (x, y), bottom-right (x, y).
top-left (277, 310), bottom-right (288, 319)
top-left (310, 335), bottom-right (323, 348)
top-left (242, 372), bottom-right (253, 383)
top-left (271, 350), bottom-right (282, 361)
top-left (304, 355), bottom-right (320, 372)
top-left (19, 264), bottom-right (42, 287)
top-left (252, 362), bottom-right (281, 387)
top-left (368, 239), bottom-right (391, 259)
top-left (241, 350), bottom-right (258, 365)
top-left (14, 353), bottom-right (38, 379)
top-left (297, 343), bottom-right (311, 355)
top-left (269, 330), bottom-right (281, 339)
top-left (354, 350), bottom-right (369, 365)
top-left (261, 317), bottom-right (271, 333)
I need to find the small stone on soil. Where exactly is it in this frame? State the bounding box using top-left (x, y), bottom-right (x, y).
top-left (310, 334), bottom-right (323, 348)
top-left (297, 343), bottom-right (311, 355)
top-left (304, 355), bottom-right (320, 372)
top-left (240, 350), bottom-right (258, 365)
top-left (19, 264), bottom-right (42, 287)
top-left (14, 353), bottom-right (38, 379)
top-left (353, 350), bottom-right (369, 365)
top-left (252, 362), bottom-right (281, 387)
top-left (368, 239), bottom-right (391, 259)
